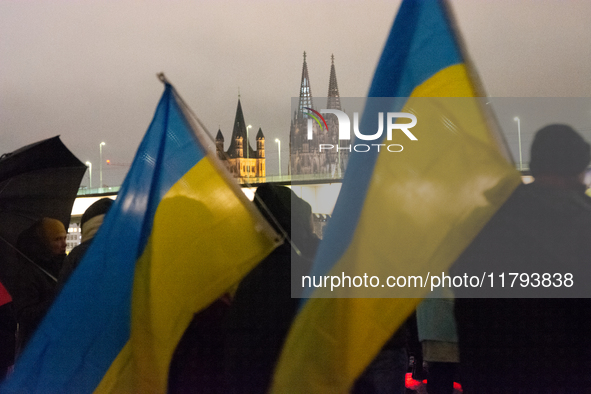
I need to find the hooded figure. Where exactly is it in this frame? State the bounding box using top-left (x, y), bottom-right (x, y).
top-left (58, 197), bottom-right (114, 290)
top-left (223, 184), bottom-right (320, 394)
top-left (529, 124), bottom-right (591, 181)
top-left (14, 218), bottom-right (67, 349)
top-left (452, 124), bottom-right (591, 391)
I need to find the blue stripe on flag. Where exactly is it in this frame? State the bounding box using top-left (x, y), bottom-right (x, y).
top-left (306, 0), bottom-right (463, 283)
top-left (1, 84), bottom-right (205, 394)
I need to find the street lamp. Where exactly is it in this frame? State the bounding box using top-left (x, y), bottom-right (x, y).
top-left (99, 142), bottom-right (106, 188)
top-left (513, 117), bottom-right (522, 171)
top-left (275, 138), bottom-right (281, 178)
top-left (246, 125), bottom-right (252, 161)
top-left (85, 161), bottom-right (92, 189)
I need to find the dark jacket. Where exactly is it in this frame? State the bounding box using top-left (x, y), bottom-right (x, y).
top-left (12, 255), bottom-right (61, 350)
top-left (57, 239), bottom-right (93, 291)
top-left (168, 298), bottom-right (231, 394)
top-left (0, 281), bottom-right (16, 380)
top-left (13, 225), bottom-right (63, 350)
top-left (223, 235), bottom-right (319, 394)
top-left (452, 182), bottom-right (591, 391)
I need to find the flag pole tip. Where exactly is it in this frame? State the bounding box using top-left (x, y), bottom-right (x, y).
top-left (157, 73), bottom-right (170, 85)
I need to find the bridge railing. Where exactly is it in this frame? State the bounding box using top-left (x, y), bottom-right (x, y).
top-left (77, 165), bottom-right (532, 195)
top-left (77, 186), bottom-right (121, 196)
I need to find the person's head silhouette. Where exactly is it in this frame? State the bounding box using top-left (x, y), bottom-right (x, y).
top-left (529, 124), bottom-right (590, 184)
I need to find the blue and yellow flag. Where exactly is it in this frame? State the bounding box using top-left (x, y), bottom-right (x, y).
top-left (2, 82), bottom-right (279, 393)
top-left (272, 0), bottom-right (521, 392)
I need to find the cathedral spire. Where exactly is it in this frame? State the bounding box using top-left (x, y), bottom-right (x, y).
top-left (298, 51), bottom-right (313, 118)
top-left (326, 54), bottom-right (341, 110)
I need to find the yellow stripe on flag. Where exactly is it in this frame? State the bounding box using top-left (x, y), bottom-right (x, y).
top-left (271, 63), bottom-right (521, 392)
top-left (96, 156), bottom-right (278, 393)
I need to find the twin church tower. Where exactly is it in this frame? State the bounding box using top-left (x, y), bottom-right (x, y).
top-left (215, 52), bottom-right (347, 179)
top-left (289, 52), bottom-right (347, 178)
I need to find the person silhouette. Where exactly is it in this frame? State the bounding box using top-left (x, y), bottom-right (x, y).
top-left (452, 124), bottom-right (591, 392)
top-left (13, 218), bottom-right (67, 349)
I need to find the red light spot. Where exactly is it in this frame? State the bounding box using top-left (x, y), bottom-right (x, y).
top-left (404, 373), bottom-right (424, 390)
top-left (404, 372), bottom-right (462, 392)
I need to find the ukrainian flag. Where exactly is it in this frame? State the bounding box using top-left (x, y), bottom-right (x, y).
top-left (272, 0), bottom-right (521, 392)
top-left (1, 82), bottom-right (279, 393)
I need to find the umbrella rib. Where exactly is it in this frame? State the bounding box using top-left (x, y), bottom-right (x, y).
top-left (0, 178), bottom-right (12, 196)
top-left (0, 234), bottom-right (58, 282)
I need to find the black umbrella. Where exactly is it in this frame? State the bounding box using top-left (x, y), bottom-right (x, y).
top-left (0, 136), bottom-right (87, 291)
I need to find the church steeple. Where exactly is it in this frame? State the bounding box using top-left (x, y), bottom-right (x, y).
top-left (214, 97), bottom-right (266, 179)
top-left (226, 99), bottom-right (255, 159)
top-left (326, 54), bottom-right (341, 111)
top-left (298, 51), bottom-right (313, 118)
top-left (256, 127), bottom-right (265, 159)
top-left (215, 129), bottom-right (224, 160)
top-left (289, 52), bottom-right (350, 179)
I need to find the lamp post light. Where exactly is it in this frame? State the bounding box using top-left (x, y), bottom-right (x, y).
top-left (275, 138), bottom-right (281, 178)
top-left (85, 161), bottom-right (92, 189)
top-left (99, 142), bottom-right (106, 188)
top-left (513, 117), bottom-right (522, 171)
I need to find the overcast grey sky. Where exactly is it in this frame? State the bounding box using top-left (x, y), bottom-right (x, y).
top-left (1, 0), bottom-right (590, 187)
